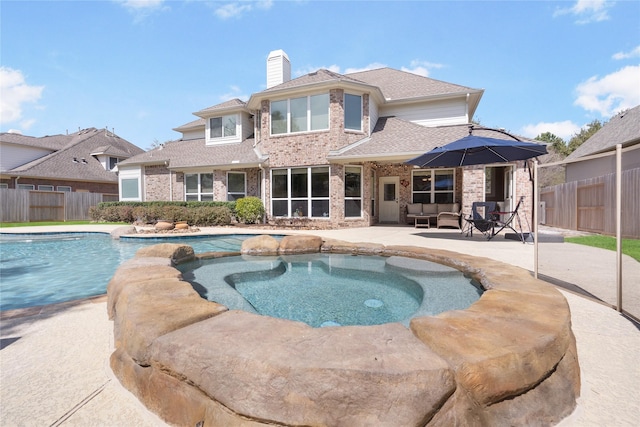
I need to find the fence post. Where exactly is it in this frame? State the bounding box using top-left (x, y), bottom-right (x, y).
top-left (534, 160), bottom-right (539, 279)
top-left (616, 144), bottom-right (622, 312)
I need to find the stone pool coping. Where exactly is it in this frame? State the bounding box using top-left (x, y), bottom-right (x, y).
top-left (107, 235), bottom-right (580, 426)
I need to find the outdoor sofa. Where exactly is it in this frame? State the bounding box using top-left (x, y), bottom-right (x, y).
top-left (406, 203), bottom-right (462, 229)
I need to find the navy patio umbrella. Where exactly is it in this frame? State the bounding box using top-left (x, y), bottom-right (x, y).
top-left (407, 134), bottom-right (548, 168)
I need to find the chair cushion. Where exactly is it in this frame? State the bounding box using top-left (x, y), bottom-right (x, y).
top-left (437, 203), bottom-right (453, 213)
top-left (407, 203), bottom-right (422, 214)
top-left (422, 204), bottom-right (438, 215)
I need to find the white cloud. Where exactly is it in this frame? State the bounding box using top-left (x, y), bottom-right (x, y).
top-left (612, 45), bottom-right (640, 60)
top-left (521, 120), bottom-right (583, 140)
top-left (0, 67), bottom-right (44, 126)
top-left (115, 0), bottom-right (168, 22)
top-left (219, 85), bottom-right (249, 102)
top-left (554, 0), bottom-right (614, 24)
top-left (574, 65), bottom-right (640, 117)
top-left (344, 63), bottom-right (388, 74)
top-left (293, 64), bottom-right (341, 77)
top-left (214, 0), bottom-right (273, 19)
top-left (400, 60), bottom-right (444, 77)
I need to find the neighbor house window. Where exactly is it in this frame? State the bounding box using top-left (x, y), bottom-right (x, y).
top-left (344, 166), bottom-right (362, 217)
top-left (344, 94), bottom-right (362, 131)
top-left (17, 184), bottom-right (35, 190)
top-left (38, 185), bottom-right (54, 191)
top-left (271, 167), bottom-right (329, 217)
top-left (270, 93), bottom-right (329, 135)
top-left (411, 169), bottom-right (454, 204)
top-left (109, 157), bottom-right (119, 170)
top-left (0, 183), bottom-right (8, 189)
top-left (57, 186), bottom-right (72, 192)
top-left (121, 179), bottom-right (139, 199)
top-left (209, 115), bottom-right (237, 140)
top-left (227, 172), bottom-right (246, 201)
top-left (185, 173), bottom-right (214, 201)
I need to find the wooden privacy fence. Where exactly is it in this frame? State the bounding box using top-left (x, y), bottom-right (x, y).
top-left (540, 168), bottom-right (640, 239)
top-left (0, 189), bottom-right (118, 222)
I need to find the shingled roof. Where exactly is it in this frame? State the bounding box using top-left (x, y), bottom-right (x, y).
top-left (347, 68), bottom-right (480, 101)
top-left (6, 128), bottom-right (143, 182)
top-left (567, 105), bottom-right (640, 159)
top-left (329, 117), bottom-right (532, 162)
top-left (119, 137), bottom-right (264, 169)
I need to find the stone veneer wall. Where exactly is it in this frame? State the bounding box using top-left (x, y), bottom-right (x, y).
top-left (108, 236), bottom-right (580, 426)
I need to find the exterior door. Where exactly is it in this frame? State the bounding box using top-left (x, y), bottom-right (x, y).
top-left (379, 176), bottom-right (399, 223)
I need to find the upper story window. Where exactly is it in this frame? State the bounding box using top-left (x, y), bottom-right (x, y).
top-left (270, 93), bottom-right (329, 135)
top-left (38, 185), bottom-right (54, 191)
top-left (207, 115), bottom-right (238, 144)
top-left (344, 93), bottom-right (362, 131)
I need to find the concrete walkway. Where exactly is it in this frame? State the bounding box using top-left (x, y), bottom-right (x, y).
top-left (1, 225), bottom-right (638, 426)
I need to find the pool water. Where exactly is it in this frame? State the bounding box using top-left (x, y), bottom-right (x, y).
top-left (0, 233), bottom-right (253, 311)
top-left (181, 253), bottom-right (483, 327)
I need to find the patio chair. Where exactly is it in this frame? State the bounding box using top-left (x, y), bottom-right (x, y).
top-left (464, 201), bottom-right (499, 239)
top-left (491, 196), bottom-right (530, 243)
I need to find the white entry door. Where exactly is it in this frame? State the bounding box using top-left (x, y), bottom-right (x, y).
top-left (379, 176), bottom-right (399, 223)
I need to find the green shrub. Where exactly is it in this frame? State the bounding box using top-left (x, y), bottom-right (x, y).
top-left (90, 201), bottom-right (235, 226)
top-left (234, 197), bottom-right (265, 224)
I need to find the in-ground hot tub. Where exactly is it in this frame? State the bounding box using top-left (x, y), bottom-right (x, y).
top-left (107, 235), bottom-right (580, 426)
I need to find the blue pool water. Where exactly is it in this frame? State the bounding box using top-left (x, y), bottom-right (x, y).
top-left (180, 253), bottom-right (483, 327)
top-left (0, 233), bottom-right (254, 311)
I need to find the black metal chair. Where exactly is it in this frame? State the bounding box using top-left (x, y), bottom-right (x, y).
top-left (464, 201), bottom-right (499, 239)
top-left (491, 196), bottom-right (530, 243)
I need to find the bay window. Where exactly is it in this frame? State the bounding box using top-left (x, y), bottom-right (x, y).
top-left (270, 94), bottom-right (329, 135)
top-left (271, 167), bottom-right (330, 217)
top-left (344, 93), bottom-right (362, 131)
top-left (344, 166), bottom-right (362, 217)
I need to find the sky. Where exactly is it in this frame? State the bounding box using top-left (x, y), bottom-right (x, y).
top-left (1, 0), bottom-right (639, 150)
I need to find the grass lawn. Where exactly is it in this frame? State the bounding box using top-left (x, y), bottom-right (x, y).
top-left (0, 221), bottom-right (127, 228)
top-left (565, 235), bottom-right (640, 262)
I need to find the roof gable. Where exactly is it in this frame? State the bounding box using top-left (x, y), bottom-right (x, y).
top-left (567, 105), bottom-right (640, 159)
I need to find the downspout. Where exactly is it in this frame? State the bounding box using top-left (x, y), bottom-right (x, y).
top-left (14, 176), bottom-right (19, 188)
top-left (166, 162), bottom-right (172, 201)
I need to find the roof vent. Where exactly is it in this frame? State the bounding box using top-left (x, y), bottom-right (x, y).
top-left (73, 157), bottom-right (79, 163)
top-left (266, 50), bottom-right (291, 89)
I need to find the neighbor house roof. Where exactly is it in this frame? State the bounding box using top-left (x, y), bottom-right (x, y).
top-left (0, 132), bottom-right (71, 151)
top-left (329, 118), bottom-right (535, 163)
top-left (566, 105), bottom-right (640, 160)
top-left (7, 128), bottom-right (144, 182)
top-left (119, 137), bottom-right (265, 170)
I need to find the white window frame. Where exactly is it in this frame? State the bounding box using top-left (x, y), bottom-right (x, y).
top-left (206, 114), bottom-right (239, 145)
top-left (344, 93), bottom-right (362, 132)
top-left (411, 168), bottom-right (455, 204)
top-left (185, 173), bottom-right (214, 201)
top-left (270, 166), bottom-right (330, 218)
top-left (344, 165), bottom-right (363, 218)
top-left (226, 171), bottom-right (246, 201)
top-left (0, 183), bottom-right (9, 189)
top-left (38, 185), bottom-right (54, 191)
top-left (119, 167), bottom-right (142, 201)
top-left (17, 184), bottom-right (35, 190)
top-left (270, 93), bottom-right (330, 135)
top-left (57, 186), bottom-right (72, 192)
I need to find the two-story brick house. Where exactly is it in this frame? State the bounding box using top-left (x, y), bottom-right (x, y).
top-left (118, 50), bottom-right (537, 228)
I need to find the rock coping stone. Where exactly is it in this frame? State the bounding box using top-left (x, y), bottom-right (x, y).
top-left (108, 234), bottom-right (580, 426)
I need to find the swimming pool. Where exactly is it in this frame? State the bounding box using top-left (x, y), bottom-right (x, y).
top-left (180, 253), bottom-right (482, 327)
top-left (0, 233), bottom-right (255, 311)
